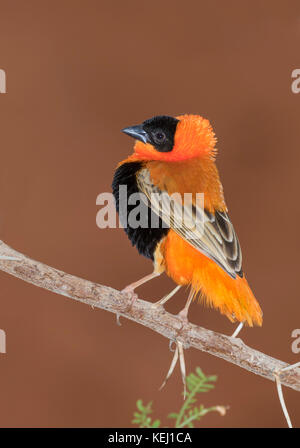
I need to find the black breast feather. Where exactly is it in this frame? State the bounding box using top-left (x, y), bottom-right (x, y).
top-left (112, 161), bottom-right (169, 260)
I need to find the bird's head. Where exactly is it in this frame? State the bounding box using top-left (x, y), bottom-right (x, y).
top-left (122, 114), bottom-right (217, 162)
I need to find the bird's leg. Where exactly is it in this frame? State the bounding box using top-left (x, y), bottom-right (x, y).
top-left (120, 271), bottom-right (161, 317)
top-left (231, 322), bottom-right (244, 338)
top-left (0, 256), bottom-right (19, 260)
top-left (122, 271), bottom-right (161, 299)
top-left (177, 289), bottom-right (195, 324)
top-left (159, 340), bottom-right (187, 400)
top-left (153, 285), bottom-right (182, 307)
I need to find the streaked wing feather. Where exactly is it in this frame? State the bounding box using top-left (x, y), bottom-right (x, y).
top-left (137, 168), bottom-right (243, 279)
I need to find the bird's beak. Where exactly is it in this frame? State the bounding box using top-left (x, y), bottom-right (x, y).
top-left (121, 125), bottom-right (148, 144)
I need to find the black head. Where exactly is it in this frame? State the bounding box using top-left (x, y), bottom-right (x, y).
top-left (122, 115), bottom-right (179, 152)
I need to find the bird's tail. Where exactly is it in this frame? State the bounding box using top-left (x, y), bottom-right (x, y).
top-left (191, 259), bottom-right (263, 327)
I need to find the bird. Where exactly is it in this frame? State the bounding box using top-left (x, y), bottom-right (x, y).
top-left (112, 114), bottom-right (262, 392)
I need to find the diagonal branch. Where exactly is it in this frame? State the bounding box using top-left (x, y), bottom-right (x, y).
top-left (0, 240), bottom-right (299, 392)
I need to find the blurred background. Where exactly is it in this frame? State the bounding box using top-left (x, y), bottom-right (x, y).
top-left (0, 0), bottom-right (299, 428)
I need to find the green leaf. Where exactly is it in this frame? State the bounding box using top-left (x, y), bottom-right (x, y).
top-left (195, 367), bottom-right (205, 378)
top-left (152, 420), bottom-right (161, 428)
top-left (167, 412), bottom-right (178, 419)
top-left (132, 367), bottom-right (227, 429)
top-left (136, 400), bottom-right (144, 412)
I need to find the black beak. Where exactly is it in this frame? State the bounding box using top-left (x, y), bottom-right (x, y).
top-left (121, 125), bottom-right (148, 144)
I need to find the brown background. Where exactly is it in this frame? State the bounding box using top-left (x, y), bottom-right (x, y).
top-left (0, 0), bottom-right (299, 428)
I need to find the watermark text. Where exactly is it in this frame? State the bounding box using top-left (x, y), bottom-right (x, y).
top-left (291, 329), bottom-right (300, 354)
top-left (291, 69), bottom-right (300, 94)
top-left (0, 69), bottom-right (6, 93)
top-left (96, 187), bottom-right (205, 239)
top-left (0, 329), bottom-right (6, 353)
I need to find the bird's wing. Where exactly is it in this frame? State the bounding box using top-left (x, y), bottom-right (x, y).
top-left (136, 168), bottom-right (243, 279)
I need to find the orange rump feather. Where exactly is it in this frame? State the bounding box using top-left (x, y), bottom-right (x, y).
top-left (163, 231), bottom-right (262, 327)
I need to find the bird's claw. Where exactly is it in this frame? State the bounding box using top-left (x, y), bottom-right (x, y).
top-left (177, 311), bottom-right (189, 323)
top-left (121, 287), bottom-right (138, 311)
top-left (116, 313), bottom-right (122, 326)
top-left (151, 301), bottom-right (164, 310)
top-left (159, 340), bottom-right (187, 400)
top-left (121, 287), bottom-right (138, 299)
top-left (176, 310), bottom-right (190, 333)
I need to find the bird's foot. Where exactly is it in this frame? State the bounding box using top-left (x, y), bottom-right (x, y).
top-left (121, 286), bottom-right (138, 302)
top-left (116, 314), bottom-right (122, 326)
top-left (115, 287), bottom-right (139, 325)
top-left (121, 286), bottom-right (138, 311)
top-left (177, 309), bottom-right (189, 322)
top-left (175, 289), bottom-right (194, 330)
top-left (159, 340), bottom-right (187, 400)
top-left (151, 297), bottom-right (166, 309)
top-left (176, 308), bottom-right (190, 330)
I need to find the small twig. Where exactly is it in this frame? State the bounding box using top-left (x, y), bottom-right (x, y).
top-left (0, 239), bottom-right (299, 396)
top-left (274, 371), bottom-right (293, 428)
top-left (274, 361), bottom-right (300, 428)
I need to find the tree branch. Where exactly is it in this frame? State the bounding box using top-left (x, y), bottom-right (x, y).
top-left (0, 240), bottom-right (299, 392)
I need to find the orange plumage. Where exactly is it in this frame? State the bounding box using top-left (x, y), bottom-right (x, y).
top-left (162, 230), bottom-right (262, 325)
top-left (114, 114), bottom-right (262, 328)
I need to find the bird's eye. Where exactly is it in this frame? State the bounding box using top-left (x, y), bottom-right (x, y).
top-left (152, 130), bottom-right (166, 145)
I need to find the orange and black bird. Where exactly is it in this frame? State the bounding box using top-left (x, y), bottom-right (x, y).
top-left (112, 114), bottom-right (262, 335)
